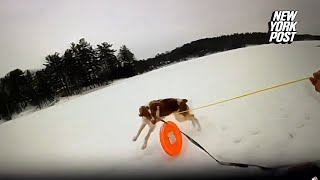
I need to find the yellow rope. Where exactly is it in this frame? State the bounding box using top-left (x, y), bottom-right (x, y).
top-left (175, 77), bottom-right (310, 115)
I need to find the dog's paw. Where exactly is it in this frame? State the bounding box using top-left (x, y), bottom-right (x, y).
top-left (132, 136), bottom-right (137, 142)
top-left (141, 144), bottom-right (147, 150)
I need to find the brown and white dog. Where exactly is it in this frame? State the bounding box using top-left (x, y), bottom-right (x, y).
top-left (132, 98), bottom-right (201, 150)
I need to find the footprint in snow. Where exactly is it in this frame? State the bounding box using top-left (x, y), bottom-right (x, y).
top-left (233, 137), bottom-right (242, 143)
top-left (220, 125), bottom-right (228, 131)
top-left (251, 130), bottom-right (260, 135)
top-left (288, 133), bottom-right (294, 139)
top-left (296, 123), bottom-right (304, 128)
top-left (305, 116), bottom-right (311, 121)
top-left (282, 114), bottom-right (289, 118)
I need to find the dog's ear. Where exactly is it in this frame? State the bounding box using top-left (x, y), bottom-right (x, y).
top-left (182, 99), bottom-right (188, 103)
top-left (178, 99), bottom-right (189, 112)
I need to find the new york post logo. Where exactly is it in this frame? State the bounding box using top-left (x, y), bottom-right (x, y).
top-left (268, 10), bottom-right (298, 44)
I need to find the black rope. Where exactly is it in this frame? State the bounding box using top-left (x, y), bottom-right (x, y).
top-left (159, 119), bottom-right (275, 171)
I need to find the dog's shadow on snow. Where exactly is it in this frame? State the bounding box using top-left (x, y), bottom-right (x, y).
top-left (134, 144), bottom-right (158, 161)
top-left (137, 143), bottom-right (188, 165)
top-left (134, 115), bottom-right (209, 162)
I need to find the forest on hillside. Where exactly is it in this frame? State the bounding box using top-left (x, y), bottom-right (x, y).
top-left (1, 32), bottom-right (319, 120)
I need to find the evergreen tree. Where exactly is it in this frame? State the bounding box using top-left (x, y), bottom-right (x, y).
top-left (75, 38), bottom-right (101, 88)
top-left (96, 42), bottom-right (120, 81)
top-left (117, 45), bottom-right (135, 65)
top-left (44, 52), bottom-right (71, 96)
top-left (117, 45), bottom-right (137, 78)
top-left (5, 69), bottom-right (26, 113)
top-left (0, 77), bottom-right (11, 119)
top-left (62, 43), bottom-right (84, 94)
top-left (34, 69), bottom-right (55, 108)
top-left (20, 70), bottom-right (38, 107)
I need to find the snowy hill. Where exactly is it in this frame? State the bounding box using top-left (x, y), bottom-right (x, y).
top-left (1, 41), bottom-right (320, 178)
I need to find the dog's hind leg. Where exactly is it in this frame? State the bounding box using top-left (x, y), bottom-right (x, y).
top-left (142, 123), bottom-right (156, 150)
top-left (132, 118), bottom-right (147, 142)
top-left (174, 112), bottom-right (201, 131)
top-left (192, 116), bottom-right (201, 131)
top-left (173, 113), bottom-right (186, 122)
top-left (187, 114), bottom-right (201, 131)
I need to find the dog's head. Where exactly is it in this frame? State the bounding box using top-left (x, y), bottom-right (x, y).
top-left (177, 98), bottom-right (189, 112)
top-left (139, 105), bottom-right (150, 117)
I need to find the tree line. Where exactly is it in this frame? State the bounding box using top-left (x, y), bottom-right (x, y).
top-left (0, 38), bottom-right (137, 120)
top-left (1, 32), bottom-right (319, 120)
top-left (134, 32), bottom-right (320, 74)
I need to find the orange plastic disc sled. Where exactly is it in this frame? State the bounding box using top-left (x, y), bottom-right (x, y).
top-left (160, 121), bottom-right (183, 156)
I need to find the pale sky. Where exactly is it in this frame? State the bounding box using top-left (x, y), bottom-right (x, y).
top-left (0, 0), bottom-right (319, 76)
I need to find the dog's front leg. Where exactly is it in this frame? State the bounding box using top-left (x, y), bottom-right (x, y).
top-left (150, 106), bottom-right (160, 124)
top-left (132, 118), bottom-right (147, 142)
top-left (187, 114), bottom-right (201, 131)
top-left (193, 117), bottom-right (201, 131)
top-left (192, 120), bottom-right (196, 128)
top-left (142, 123), bottom-right (155, 150)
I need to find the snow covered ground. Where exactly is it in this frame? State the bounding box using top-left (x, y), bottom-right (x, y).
top-left (0, 41), bottom-right (320, 178)
top-left (9, 77), bottom-right (131, 120)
